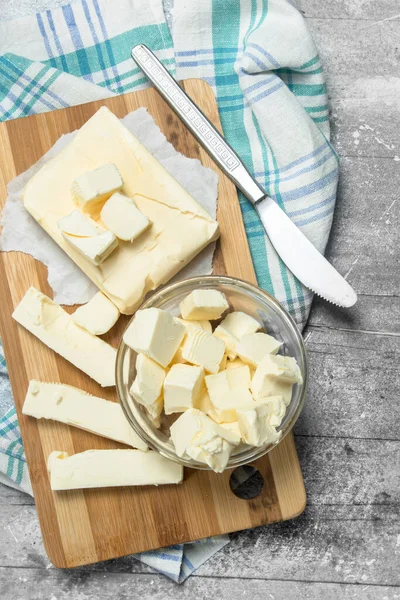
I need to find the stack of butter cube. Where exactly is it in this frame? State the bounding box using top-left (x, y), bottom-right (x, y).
top-left (124, 289), bottom-right (303, 473)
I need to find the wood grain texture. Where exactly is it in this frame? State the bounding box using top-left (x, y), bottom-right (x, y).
top-left (0, 80), bottom-right (305, 568)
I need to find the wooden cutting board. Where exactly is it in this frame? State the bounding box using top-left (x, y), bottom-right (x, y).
top-left (0, 79), bottom-right (306, 568)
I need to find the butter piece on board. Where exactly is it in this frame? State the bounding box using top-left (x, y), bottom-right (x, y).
top-left (23, 107), bottom-right (219, 314)
top-left (23, 380), bottom-right (147, 451)
top-left (12, 287), bottom-right (116, 387)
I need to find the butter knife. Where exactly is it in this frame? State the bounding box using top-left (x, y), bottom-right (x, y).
top-left (131, 44), bottom-right (357, 307)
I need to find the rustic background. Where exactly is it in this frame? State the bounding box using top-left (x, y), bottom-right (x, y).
top-left (1, 1), bottom-right (399, 598)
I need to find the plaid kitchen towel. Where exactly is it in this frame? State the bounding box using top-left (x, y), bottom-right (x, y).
top-left (0, 0), bottom-right (338, 582)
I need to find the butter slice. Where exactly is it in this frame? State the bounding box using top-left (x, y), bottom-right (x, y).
top-left (130, 354), bottom-right (165, 419)
top-left (170, 408), bottom-right (240, 473)
top-left (251, 375), bottom-right (293, 407)
top-left (237, 406), bottom-right (282, 447)
top-left (48, 449), bottom-right (183, 490)
top-left (23, 380), bottom-right (147, 451)
top-left (205, 367), bottom-right (253, 423)
top-left (23, 107), bottom-right (219, 314)
top-left (181, 329), bottom-right (225, 374)
top-left (180, 289), bottom-right (229, 320)
top-left (101, 192), bottom-right (150, 242)
top-left (123, 308), bottom-right (185, 368)
top-left (252, 354), bottom-right (303, 389)
top-left (58, 209), bottom-right (118, 266)
top-left (71, 163), bottom-right (123, 216)
top-left (164, 364), bottom-right (204, 414)
top-left (237, 332), bottom-right (282, 368)
top-left (12, 287), bottom-right (116, 387)
top-left (72, 292), bottom-right (120, 335)
top-left (214, 312), bottom-right (260, 359)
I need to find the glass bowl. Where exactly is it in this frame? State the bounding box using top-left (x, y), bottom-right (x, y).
top-left (116, 275), bottom-right (308, 470)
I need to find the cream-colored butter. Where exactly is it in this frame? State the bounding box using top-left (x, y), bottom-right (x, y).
top-left (72, 291), bottom-right (120, 335)
top-left (164, 364), bottom-right (204, 414)
top-left (123, 308), bottom-right (185, 368)
top-left (170, 408), bottom-right (240, 473)
top-left (23, 107), bottom-right (219, 314)
top-left (205, 366), bottom-right (253, 422)
top-left (256, 395), bottom-right (287, 427)
top-left (100, 191), bottom-right (150, 241)
top-left (237, 405), bottom-right (282, 447)
top-left (181, 329), bottom-right (225, 374)
top-left (23, 380), bottom-right (147, 451)
top-left (130, 354), bottom-right (165, 420)
top-left (48, 449), bottom-right (183, 490)
top-left (58, 209), bottom-right (101, 236)
top-left (251, 374), bottom-right (293, 406)
top-left (12, 287), bottom-right (116, 387)
top-left (226, 357), bottom-right (248, 370)
top-left (219, 420), bottom-right (242, 438)
top-left (58, 209), bottom-right (118, 266)
top-left (180, 289), bottom-right (229, 320)
top-left (214, 312), bottom-right (260, 359)
top-left (237, 332), bottom-right (281, 368)
top-left (71, 163), bottom-right (123, 216)
top-left (252, 354), bottom-right (303, 394)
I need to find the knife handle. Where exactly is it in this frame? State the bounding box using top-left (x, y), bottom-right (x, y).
top-left (131, 44), bottom-right (266, 205)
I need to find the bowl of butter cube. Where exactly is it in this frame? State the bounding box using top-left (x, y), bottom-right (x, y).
top-left (116, 275), bottom-right (308, 473)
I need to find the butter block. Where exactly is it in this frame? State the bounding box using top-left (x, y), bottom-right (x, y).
top-left (101, 192), bottom-right (150, 242)
top-left (219, 421), bottom-right (242, 438)
top-left (23, 380), bottom-right (147, 451)
top-left (170, 408), bottom-right (240, 473)
top-left (48, 449), bottom-right (183, 490)
top-left (180, 289), bottom-right (229, 320)
top-left (164, 364), bottom-right (204, 414)
top-left (72, 291), bottom-right (120, 335)
top-left (123, 308), bottom-right (185, 368)
top-left (196, 388), bottom-right (214, 415)
top-left (226, 357), bottom-right (248, 370)
top-left (181, 329), bottom-right (225, 374)
top-left (237, 332), bottom-right (282, 368)
top-left (237, 406), bottom-right (282, 447)
top-left (12, 287), bottom-right (116, 387)
top-left (205, 366), bottom-right (253, 422)
top-left (23, 107), bottom-right (219, 314)
top-left (130, 354), bottom-right (165, 420)
top-left (214, 312), bottom-right (260, 359)
top-left (71, 163), bottom-right (123, 215)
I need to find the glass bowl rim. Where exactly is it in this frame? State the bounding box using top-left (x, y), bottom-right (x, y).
top-left (116, 275), bottom-right (309, 470)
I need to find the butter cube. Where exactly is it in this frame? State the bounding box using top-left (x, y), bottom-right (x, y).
top-left (237, 405), bottom-right (282, 447)
top-left (251, 354), bottom-right (302, 396)
top-left (180, 289), bottom-right (229, 321)
top-left (205, 366), bottom-right (253, 422)
top-left (256, 395), bottom-right (287, 427)
top-left (100, 192), bottom-right (150, 242)
top-left (123, 308), bottom-right (185, 368)
top-left (71, 163), bottom-right (123, 216)
top-left (164, 364), bottom-right (204, 414)
top-left (237, 332), bottom-right (281, 368)
top-left (58, 209), bottom-right (118, 266)
top-left (170, 408), bottom-right (240, 472)
top-left (130, 354), bottom-right (165, 419)
top-left (63, 230), bottom-right (118, 266)
top-left (181, 329), bottom-right (225, 374)
top-left (58, 209), bottom-right (101, 236)
top-left (251, 375), bottom-right (293, 406)
top-left (219, 421), bottom-right (242, 438)
top-left (199, 320), bottom-right (212, 334)
top-left (196, 388), bottom-right (214, 415)
top-left (214, 311), bottom-right (260, 359)
top-left (72, 291), bottom-right (120, 335)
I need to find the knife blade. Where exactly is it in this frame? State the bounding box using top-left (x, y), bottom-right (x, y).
top-left (131, 44), bottom-right (357, 308)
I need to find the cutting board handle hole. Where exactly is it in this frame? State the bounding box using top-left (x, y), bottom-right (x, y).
top-left (229, 465), bottom-right (264, 500)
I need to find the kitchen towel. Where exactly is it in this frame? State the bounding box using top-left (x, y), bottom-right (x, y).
top-left (0, 0), bottom-right (338, 582)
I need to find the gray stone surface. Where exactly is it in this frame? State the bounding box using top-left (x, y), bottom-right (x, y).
top-left (1, 0), bottom-right (400, 598)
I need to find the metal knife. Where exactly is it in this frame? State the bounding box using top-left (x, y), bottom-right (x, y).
top-left (131, 44), bottom-right (357, 308)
